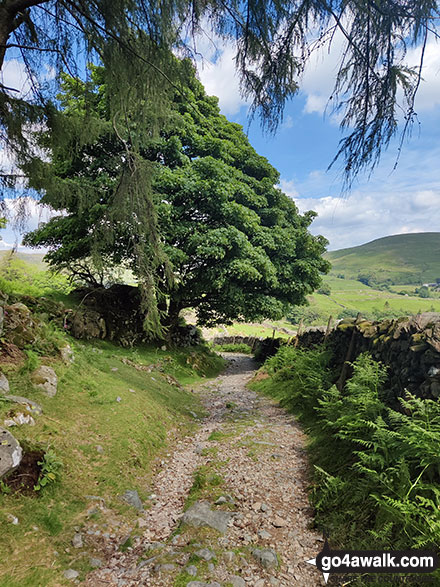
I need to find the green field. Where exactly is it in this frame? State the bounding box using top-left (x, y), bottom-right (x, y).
top-left (289, 275), bottom-right (440, 326)
top-left (326, 232), bottom-right (440, 285)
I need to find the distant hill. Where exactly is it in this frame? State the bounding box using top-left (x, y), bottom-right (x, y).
top-left (326, 233), bottom-right (440, 285)
top-left (0, 250), bottom-right (47, 270)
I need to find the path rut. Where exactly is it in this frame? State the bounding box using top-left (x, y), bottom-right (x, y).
top-left (85, 354), bottom-right (325, 586)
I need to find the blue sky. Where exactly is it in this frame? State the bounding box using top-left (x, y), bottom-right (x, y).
top-left (196, 33), bottom-right (440, 250)
top-left (1, 32), bottom-right (440, 252)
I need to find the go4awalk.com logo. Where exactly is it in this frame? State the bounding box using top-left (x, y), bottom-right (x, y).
top-left (306, 539), bottom-right (438, 584)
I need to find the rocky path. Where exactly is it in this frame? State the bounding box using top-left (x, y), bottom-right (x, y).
top-left (85, 354), bottom-right (325, 587)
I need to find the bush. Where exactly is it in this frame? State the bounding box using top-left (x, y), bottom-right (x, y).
top-left (287, 305), bottom-right (327, 325)
top-left (337, 308), bottom-right (361, 320)
top-left (263, 345), bottom-right (331, 423)
top-left (317, 284), bottom-right (331, 296)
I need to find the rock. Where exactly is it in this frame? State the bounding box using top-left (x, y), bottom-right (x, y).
top-left (230, 576), bottom-right (246, 587)
top-left (4, 413), bottom-right (35, 427)
top-left (6, 513), bottom-right (18, 525)
top-left (195, 548), bottom-right (215, 561)
top-left (4, 395), bottom-right (42, 416)
top-left (96, 445), bottom-right (104, 454)
top-left (0, 427), bottom-right (22, 479)
top-left (154, 563), bottom-right (176, 573)
top-left (187, 583), bottom-right (221, 587)
top-left (252, 548), bottom-right (279, 569)
top-left (31, 366), bottom-right (58, 397)
top-left (272, 516), bottom-right (287, 528)
top-left (186, 565), bottom-right (198, 576)
top-left (72, 533), bottom-right (83, 548)
top-left (181, 501), bottom-right (235, 534)
top-left (111, 367), bottom-right (119, 372)
top-left (120, 490), bottom-right (144, 511)
top-left (258, 529), bottom-right (271, 540)
top-left (90, 557), bottom-right (103, 568)
top-left (63, 569), bottom-right (79, 580)
top-left (260, 503), bottom-right (269, 512)
top-left (215, 496), bottom-right (227, 505)
top-left (224, 551), bottom-right (235, 563)
top-left (3, 303), bottom-right (37, 347)
top-left (0, 372), bottom-right (9, 394)
top-left (60, 345), bottom-right (74, 364)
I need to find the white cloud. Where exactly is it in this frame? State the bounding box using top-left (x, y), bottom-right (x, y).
top-left (194, 35), bottom-right (250, 116)
top-left (280, 133), bottom-right (440, 251)
top-left (1, 59), bottom-right (34, 97)
top-left (279, 178), bottom-right (299, 198)
top-left (289, 188), bottom-right (440, 251)
top-left (406, 38), bottom-right (440, 112)
top-left (0, 197), bottom-right (54, 253)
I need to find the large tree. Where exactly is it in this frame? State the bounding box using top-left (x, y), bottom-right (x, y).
top-left (24, 63), bottom-right (329, 329)
top-left (1, 0), bottom-right (439, 187)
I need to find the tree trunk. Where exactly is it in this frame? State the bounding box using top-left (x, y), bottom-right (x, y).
top-left (167, 300), bottom-right (182, 329)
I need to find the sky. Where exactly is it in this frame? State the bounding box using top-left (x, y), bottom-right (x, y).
top-left (195, 32), bottom-right (440, 250)
top-left (1, 29), bottom-right (440, 252)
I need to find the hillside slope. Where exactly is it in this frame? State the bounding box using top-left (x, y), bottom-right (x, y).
top-left (326, 232), bottom-right (440, 285)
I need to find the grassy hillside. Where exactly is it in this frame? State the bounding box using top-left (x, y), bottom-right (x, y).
top-left (326, 232), bottom-right (440, 285)
top-left (289, 275), bottom-right (440, 326)
top-left (0, 250), bottom-right (47, 270)
top-left (0, 256), bottom-right (226, 586)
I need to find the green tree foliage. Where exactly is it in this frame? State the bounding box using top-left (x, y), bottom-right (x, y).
top-left (24, 63), bottom-right (329, 330)
top-left (416, 285), bottom-right (430, 298)
top-left (1, 0), bottom-right (439, 190)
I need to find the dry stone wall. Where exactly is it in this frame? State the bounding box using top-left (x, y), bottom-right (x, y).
top-left (296, 312), bottom-right (440, 406)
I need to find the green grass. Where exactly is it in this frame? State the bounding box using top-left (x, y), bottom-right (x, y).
top-left (326, 232), bottom-right (440, 285)
top-left (0, 337), bottom-right (224, 585)
top-left (289, 275), bottom-right (440, 326)
top-left (0, 253), bottom-right (71, 300)
top-left (204, 320), bottom-right (294, 340)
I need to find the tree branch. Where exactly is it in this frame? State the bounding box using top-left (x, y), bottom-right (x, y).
top-left (4, 0), bottom-right (50, 13)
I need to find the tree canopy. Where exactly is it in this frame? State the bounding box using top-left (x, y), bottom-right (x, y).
top-left (24, 63), bottom-right (330, 329)
top-left (1, 0), bottom-right (439, 188)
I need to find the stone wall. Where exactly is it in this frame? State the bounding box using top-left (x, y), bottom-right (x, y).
top-left (295, 313), bottom-right (440, 405)
top-left (212, 335), bottom-right (263, 350)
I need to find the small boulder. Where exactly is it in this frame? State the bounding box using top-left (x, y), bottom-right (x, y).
top-left (272, 516), bottom-right (287, 528)
top-left (120, 489), bottom-right (144, 511)
top-left (4, 395), bottom-right (42, 416)
top-left (63, 569), bottom-right (79, 581)
top-left (186, 565), bottom-right (198, 576)
top-left (4, 413), bottom-right (35, 427)
top-left (31, 366), bottom-right (58, 397)
top-left (195, 548), bottom-right (215, 561)
top-left (252, 548), bottom-right (279, 569)
top-left (181, 501), bottom-right (235, 534)
top-left (0, 372), bottom-right (10, 394)
top-left (0, 427), bottom-right (22, 479)
top-left (60, 345), bottom-right (74, 364)
top-left (90, 557), bottom-right (102, 568)
top-left (230, 577), bottom-right (246, 587)
top-left (72, 533), bottom-right (83, 548)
